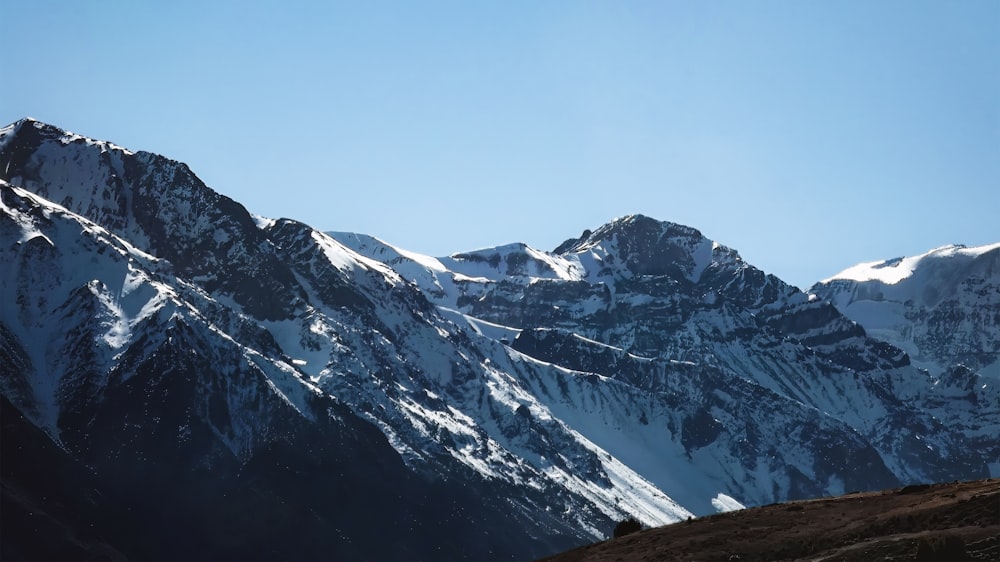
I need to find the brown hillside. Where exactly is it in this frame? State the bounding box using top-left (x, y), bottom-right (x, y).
top-left (541, 479), bottom-right (1000, 562)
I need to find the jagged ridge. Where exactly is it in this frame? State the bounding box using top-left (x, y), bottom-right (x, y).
top-left (1, 118), bottom-right (997, 559)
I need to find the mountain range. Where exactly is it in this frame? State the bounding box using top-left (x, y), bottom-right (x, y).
top-left (1, 118), bottom-right (996, 560)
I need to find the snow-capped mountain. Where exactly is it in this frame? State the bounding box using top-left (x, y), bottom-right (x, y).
top-left (0, 119), bottom-right (616, 560)
top-left (334, 217), bottom-right (996, 488)
top-left (811, 243), bottom-right (1000, 476)
top-left (811, 244), bottom-right (1000, 380)
top-left (1, 118), bottom-right (996, 559)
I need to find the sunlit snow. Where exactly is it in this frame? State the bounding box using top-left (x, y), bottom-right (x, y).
top-left (711, 493), bottom-right (746, 513)
top-left (823, 243), bottom-right (1000, 285)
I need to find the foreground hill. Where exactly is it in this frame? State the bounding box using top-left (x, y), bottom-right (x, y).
top-left (542, 479), bottom-right (1000, 562)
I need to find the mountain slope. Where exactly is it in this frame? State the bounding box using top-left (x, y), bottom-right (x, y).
top-left (811, 243), bottom-right (1000, 380)
top-left (0, 178), bottom-right (568, 560)
top-left (333, 219), bottom-right (993, 487)
top-left (0, 120), bottom-right (610, 559)
top-left (811, 243), bottom-right (1000, 477)
top-left (1, 118), bottom-right (996, 558)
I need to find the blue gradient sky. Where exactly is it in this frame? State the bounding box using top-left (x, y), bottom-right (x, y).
top-left (3, 1), bottom-right (998, 289)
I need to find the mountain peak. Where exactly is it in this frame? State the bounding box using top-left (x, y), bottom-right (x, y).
top-left (820, 242), bottom-right (1000, 286)
top-left (556, 214), bottom-right (704, 255)
top-left (553, 214), bottom-right (713, 280)
top-left (1, 118), bottom-right (135, 166)
top-left (5, 118), bottom-right (998, 560)
top-left (2, 117), bottom-right (40, 130)
top-left (603, 213), bottom-right (700, 236)
top-left (811, 241), bottom-right (1000, 381)
top-left (2, 117), bottom-right (60, 138)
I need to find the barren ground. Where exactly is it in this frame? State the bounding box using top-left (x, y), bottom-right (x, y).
top-left (540, 479), bottom-right (1000, 562)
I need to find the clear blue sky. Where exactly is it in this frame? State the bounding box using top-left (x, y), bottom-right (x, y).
top-left (3, 1), bottom-right (998, 289)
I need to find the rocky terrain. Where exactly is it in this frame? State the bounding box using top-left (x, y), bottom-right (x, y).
top-left (1, 118), bottom-right (997, 559)
top-left (542, 478), bottom-right (1000, 562)
top-left (811, 243), bottom-right (1000, 383)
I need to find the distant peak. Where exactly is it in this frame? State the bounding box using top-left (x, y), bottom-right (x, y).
top-left (820, 242), bottom-right (1000, 285)
top-left (2, 117), bottom-right (68, 143)
top-left (598, 213), bottom-right (667, 233)
top-left (926, 242), bottom-right (1000, 259)
top-left (3, 117), bottom-right (38, 128)
top-left (603, 214), bottom-right (703, 239)
top-left (0, 118), bottom-right (134, 157)
top-left (608, 213), bottom-right (652, 225)
top-left (1, 118), bottom-right (33, 137)
top-left (557, 214), bottom-right (704, 255)
top-left (4, 117), bottom-right (53, 132)
top-left (549, 214), bottom-right (727, 281)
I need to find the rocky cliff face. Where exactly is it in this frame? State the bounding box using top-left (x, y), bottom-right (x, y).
top-left (811, 243), bottom-right (1000, 476)
top-left (810, 243), bottom-right (1000, 380)
top-left (1, 118), bottom-right (996, 559)
top-left (0, 120), bottom-right (599, 560)
top-left (0, 178), bottom-right (575, 561)
top-left (336, 216), bottom-right (994, 486)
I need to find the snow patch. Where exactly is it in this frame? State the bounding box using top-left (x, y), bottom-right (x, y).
top-left (823, 243), bottom-right (1000, 285)
top-left (711, 493), bottom-right (745, 513)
